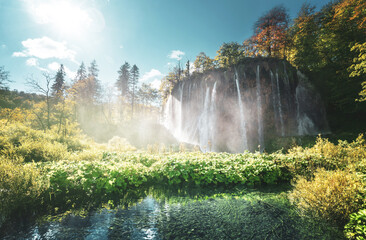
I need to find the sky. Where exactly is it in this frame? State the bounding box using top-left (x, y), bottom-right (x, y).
top-left (0, 0), bottom-right (331, 93)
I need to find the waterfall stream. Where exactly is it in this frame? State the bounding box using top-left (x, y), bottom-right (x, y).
top-left (256, 65), bottom-right (264, 152)
top-left (235, 68), bottom-right (248, 151)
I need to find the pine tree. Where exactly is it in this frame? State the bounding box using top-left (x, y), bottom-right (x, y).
top-left (130, 64), bottom-right (139, 118)
top-left (86, 60), bottom-right (101, 103)
top-left (116, 62), bottom-right (131, 98)
top-left (74, 62), bottom-right (87, 84)
top-left (51, 64), bottom-right (66, 98)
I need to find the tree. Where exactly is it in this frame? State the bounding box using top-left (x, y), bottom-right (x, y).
top-left (242, 38), bottom-right (256, 57)
top-left (215, 42), bottom-right (244, 68)
top-left (185, 60), bottom-right (190, 78)
top-left (72, 60), bottom-right (101, 105)
top-left (137, 83), bottom-right (160, 116)
top-left (87, 59), bottom-right (101, 103)
top-left (288, 3), bottom-right (321, 72)
top-left (349, 42), bottom-right (366, 102)
top-left (0, 66), bottom-right (11, 89)
top-left (252, 5), bottom-right (290, 58)
top-left (194, 52), bottom-right (214, 72)
top-left (74, 62), bottom-right (87, 84)
top-left (116, 62), bottom-right (131, 98)
top-left (26, 73), bottom-right (53, 130)
top-left (130, 64), bottom-right (139, 118)
top-left (51, 64), bottom-right (66, 98)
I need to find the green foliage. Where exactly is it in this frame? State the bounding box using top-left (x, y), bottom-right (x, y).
top-left (0, 121), bottom-right (86, 162)
top-left (0, 156), bottom-right (46, 222)
top-left (150, 152), bottom-right (286, 186)
top-left (290, 169), bottom-right (365, 227)
top-left (349, 42), bottom-right (366, 102)
top-left (345, 209), bottom-right (366, 240)
top-left (215, 42), bottom-right (244, 68)
top-left (277, 134), bottom-right (366, 178)
top-left (194, 52), bottom-right (215, 73)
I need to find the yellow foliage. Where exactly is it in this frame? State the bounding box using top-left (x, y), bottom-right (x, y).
top-left (0, 156), bottom-right (47, 220)
top-left (290, 169), bottom-right (365, 226)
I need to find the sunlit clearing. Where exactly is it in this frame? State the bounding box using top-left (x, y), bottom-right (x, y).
top-left (29, 1), bottom-right (95, 36)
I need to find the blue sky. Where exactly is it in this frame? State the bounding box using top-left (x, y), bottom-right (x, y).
top-left (0, 0), bottom-right (330, 92)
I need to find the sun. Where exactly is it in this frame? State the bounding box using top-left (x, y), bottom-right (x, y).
top-left (27, 0), bottom-right (104, 37)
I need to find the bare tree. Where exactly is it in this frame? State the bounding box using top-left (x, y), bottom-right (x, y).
top-left (26, 73), bottom-right (53, 130)
top-left (0, 66), bottom-right (11, 89)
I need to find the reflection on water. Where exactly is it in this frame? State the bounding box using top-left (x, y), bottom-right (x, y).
top-left (1, 185), bottom-right (343, 240)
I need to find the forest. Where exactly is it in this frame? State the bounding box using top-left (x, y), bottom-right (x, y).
top-left (0, 0), bottom-right (366, 239)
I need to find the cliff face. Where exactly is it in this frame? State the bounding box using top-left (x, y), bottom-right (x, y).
top-left (163, 58), bottom-right (329, 153)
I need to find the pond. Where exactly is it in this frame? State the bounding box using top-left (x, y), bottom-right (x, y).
top-left (1, 184), bottom-right (343, 240)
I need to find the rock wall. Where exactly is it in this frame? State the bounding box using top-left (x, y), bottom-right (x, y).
top-left (163, 58), bottom-right (329, 152)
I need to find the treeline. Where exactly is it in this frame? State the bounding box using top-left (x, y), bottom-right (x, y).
top-left (0, 59), bottom-right (161, 140)
top-left (162, 0), bottom-right (366, 131)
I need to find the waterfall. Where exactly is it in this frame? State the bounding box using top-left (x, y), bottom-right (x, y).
top-left (256, 65), bottom-right (264, 152)
top-left (162, 59), bottom-right (328, 153)
top-left (198, 87), bottom-right (211, 152)
top-left (210, 82), bottom-right (217, 151)
top-left (178, 82), bottom-right (185, 137)
top-left (296, 71), bottom-right (316, 135)
top-left (276, 70), bottom-right (285, 136)
top-left (234, 68), bottom-right (248, 151)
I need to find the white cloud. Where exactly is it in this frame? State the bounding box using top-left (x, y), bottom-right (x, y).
top-left (26, 58), bottom-right (38, 66)
top-left (150, 79), bottom-right (161, 90)
top-left (13, 37), bottom-right (76, 61)
top-left (141, 69), bottom-right (163, 83)
top-left (168, 50), bottom-right (185, 60)
top-left (48, 61), bottom-right (76, 79)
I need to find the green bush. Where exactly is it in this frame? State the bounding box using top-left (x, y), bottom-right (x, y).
top-left (277, 135), bottom-right (366, 178)
top-left (289, 169), bottom-right (365, 227)
top-left (345, 209), bottom-right (366, 240)
top-left (0, 156), bottom-right (47, 222)
top-left (16, 139), bottom-right (68, 162)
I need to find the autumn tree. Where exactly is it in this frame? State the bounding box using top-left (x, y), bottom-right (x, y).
top-left (242, 38), bottom-right (256, 57)
top-left (130, 64), bottom-right (139, 118)
top-left (215, 42), bottom-right (244, 68)
top-left (252, 5), bottom-right (290, 58)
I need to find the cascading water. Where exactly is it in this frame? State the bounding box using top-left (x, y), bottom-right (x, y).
top-left (256, 65), bottom-right (264, 152)
top-left (234, 68), bottom-right (248, 151)
top-left (276, 71), bottom-right (285, 136)
top-left (198, 87), bottom-right (211, 152)
top-left (210, 82), bottom-right (217, 151)
top-left (163, 59), bottom-right (328, 153)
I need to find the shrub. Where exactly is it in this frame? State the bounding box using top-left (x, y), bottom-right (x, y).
top-left (278, 135), bottom-right (366, 178)
top-left (345, 209), bottom-right (366, 240)
top-left (0, 156), bottom-right (46, 223)
top-left (16, 139), bottom-right (69, 162)
top-left (289, 169), bottom-right (365, 227)
top-left (107, 136), bottom-right (136, 152)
